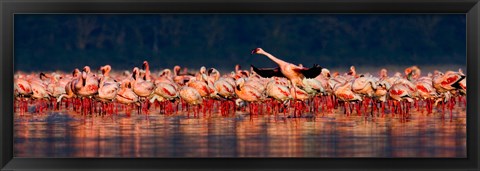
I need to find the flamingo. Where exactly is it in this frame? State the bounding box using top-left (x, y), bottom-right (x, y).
top-left (373, 79), bottom-right (391, 117)
top-left (178, 86), bottom-right (202, 117)
top-left (28, 73), bottom-right (51, 113)
top-left (266, 80), bottom-right (291, 116)
top-left (57, 69), bottom-right (81, 110)
top-left (379, 68), bottom-right (388, 79)
top-left (235, 77), bottom-right (263, 115)
top-left (187, 67), bottom-right (212, 98)
top-left (432, 70), bottom-right (466, 121)
top-left (150, 81), bottom-right (178, 115)
top-left (413, 74), bottom-right (438, 114)
top-left (214, 79), bottom-right (235, 99)
top-left (433, 71), bottom-right (466, 93)
top-left (347, 66), bottom-right (357, 78)
top-left (250, 48), bottom-right (322, 89)
top-left (116, 81), bottom-right (139, 116)
top-left (352, 76), bottom-right (377, 116)
top-left (388, 83), bottom-right (414, 120)
top-left (234, 64), bottom-right (251, 79)
top-left (172, 65), bottom-right (193, 85)
top-left (14, 75), bottom-right (32, 97)
top-left (405, 66), bottom-right (421, 81)
top-left (289, 84), bottom-right (310, 117)
top-left (302, 78), bottom-right (324, 95)
top-left (131, 67), bottom-right (155, 114)
top-left (14, 75), bottom-right (32, 113)
top-left (96, 65), bottom-right (119, 114)
top-left (314, 68), bottom-right (331, 94)
top-left (333, 81), bottom-right (362, 116)
top-left (142, 61), bottom-right (153, 81)
top-left (315, 68), bottom-right (334, 113)
top-left (73, 67), bottom-right (99, 114)
top-left (44, 73), bottom-right (67, 109)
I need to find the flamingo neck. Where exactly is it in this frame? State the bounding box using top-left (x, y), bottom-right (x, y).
top-left (76, 74), bottom-right (85, 88)
top-left (104, 69), bottom-right (110, 78)
top-left (173, 68), bottom-right (179, 77)
top-left (99, 77), bottom-right (106, 89)
top-left (214, 74), bottom-right (220, 81)
top-left (145, 66), bottom-right (151, 81)
top-left (259, 51), bottom-right (287, 67)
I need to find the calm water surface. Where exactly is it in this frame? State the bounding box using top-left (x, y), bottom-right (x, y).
top-left (14, 106), bottom-right (466, 158)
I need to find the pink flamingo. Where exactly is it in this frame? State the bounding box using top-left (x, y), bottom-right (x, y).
top-left (131, 67), bottom-right (155, 114)
top-left (14, 75), bottom-right (32, 113)
top-left (373, 79), bottom-right (390, 117)
top-left (235, 77), bottom-right (263, 115)
top-left (179, 86), bottom-right (203, 117)
top-left (290, 84), bottom-right (310, 118)
top-left (57, 69), bottom-right (81, 110)
top-left (250, 48), bottom-right (322, 90)
top-left (173, 65), bottom-right (194, 86)
top-left (352, 76), bottom-right (377, 116)
top-left (151, 82), bottom-right (178, 115)
top-left (96, 65), bottom-right (119, 114)
top-left (432, 71), bottom-right (466, 121)
top-left (333, 81), bottom-right (362, 116)
top-left (266, 80), bottom-right (291, 116)
top-left (74, 67), bottom-right (99, 114)
top-left (116, 81), bottom-right (139, 116)
top-left (388, 83), bottom-right (414, 121)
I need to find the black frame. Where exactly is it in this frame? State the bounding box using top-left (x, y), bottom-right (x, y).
top-left (1, 0), bottom-right (479, 170)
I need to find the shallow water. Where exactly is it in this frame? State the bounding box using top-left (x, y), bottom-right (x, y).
top-left (14, 104), bottom-right (466, 158)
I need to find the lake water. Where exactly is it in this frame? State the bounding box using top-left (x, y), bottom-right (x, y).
top-left (14, 102), bottom-right (466, 158)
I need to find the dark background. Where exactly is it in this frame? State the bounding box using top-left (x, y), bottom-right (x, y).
top-left (14, 14), bottom-right (466, 73)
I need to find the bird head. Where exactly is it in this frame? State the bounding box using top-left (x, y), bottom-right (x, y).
top-left (83, 66), bottom-right (91, 74)
top-left (100, 66), bottom-right (106, 75)
top-left (142, 61), bottom-right (149, 70)
top-left (347, 66), bottom-right (356, 76)
top-left (380, 68), bottom-right (388, 78)
top-left (72, 68), bottom-right (80, 77)
top-left (321, 68), bottom-right (330, 78)
top-left (200, 66), bottom-right (207, 74)
top-left (173, 65), bottom-right (181, 74)
top-left (104, 65), bottom-right (111, 72)
top-left (132, 67), bottom-right (139, 80)
top-left (251, 48), bottom-right (264, 54)
top-left (208, 68), bottom-right (219, 77)
top-left (208, 68), bottom-right (214, 75)
top-left (39, 72), bottom-right (48, 80)
top-left (404, 67), bottom-right (412, 76)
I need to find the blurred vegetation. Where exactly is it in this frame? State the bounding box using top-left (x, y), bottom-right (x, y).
top-left (14, 14), bottom-right (466, 72)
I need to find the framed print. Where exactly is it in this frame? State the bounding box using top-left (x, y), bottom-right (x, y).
top-left (1, 0), bottom-right (479, 170)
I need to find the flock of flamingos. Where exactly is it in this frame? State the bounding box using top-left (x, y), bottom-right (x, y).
top-left (14, 48), bottom-right (467, 121)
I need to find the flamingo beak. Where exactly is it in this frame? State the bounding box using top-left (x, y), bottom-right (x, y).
top-left (40, 72), bottom-right (46, 79)
top-left (251, 48), bottom-right (258, 54)
top-left (208, 68), bottom-right (214, 75)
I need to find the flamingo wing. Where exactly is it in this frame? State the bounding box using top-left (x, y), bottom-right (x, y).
top-left (451, 75), bottom-right (466, 89)
top-left (251, 65), bottom-right (285, 78)
top-left (295, 64), bottom-right (323, 79)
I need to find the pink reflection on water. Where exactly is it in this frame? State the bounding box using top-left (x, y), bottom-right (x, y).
top-left (14, 106), bottom-right (466, 158)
